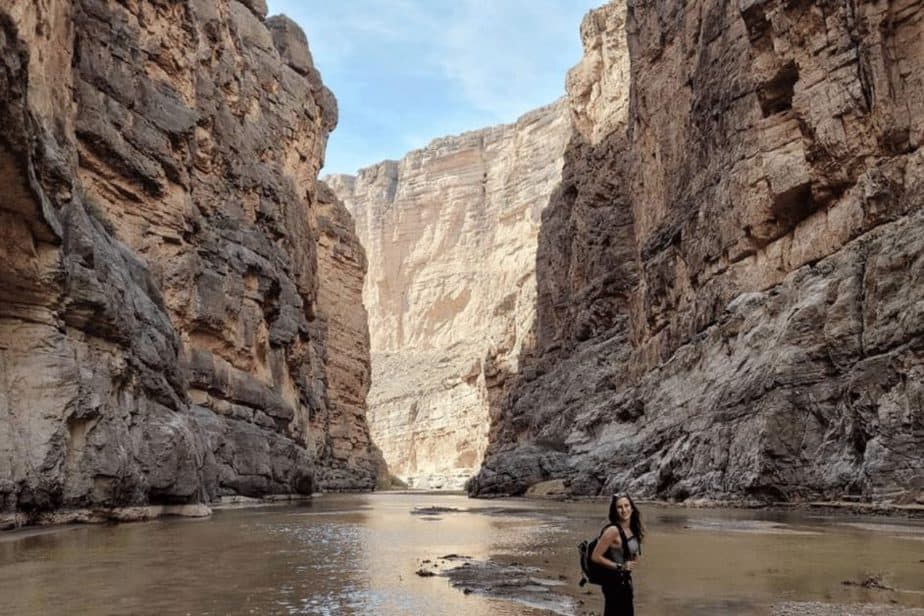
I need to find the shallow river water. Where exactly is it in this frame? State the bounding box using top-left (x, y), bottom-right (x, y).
top-left (1, 493), bottom-right (923, 615)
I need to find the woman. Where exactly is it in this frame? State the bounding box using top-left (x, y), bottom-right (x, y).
top-left (590, 492), bottom-right (644, 616)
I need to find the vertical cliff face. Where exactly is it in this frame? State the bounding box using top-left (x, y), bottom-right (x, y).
top-left (1, 0), bottom-right (377, 526)
top-left (472, 0), bottom-right (924, 504)
top-left (327, 101), bottom-right (572, 488)
top-left (313, 182), bottom-right (383, 489)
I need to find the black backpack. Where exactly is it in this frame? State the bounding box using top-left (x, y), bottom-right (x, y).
top-left (577, 524), bottom-right (631, 587)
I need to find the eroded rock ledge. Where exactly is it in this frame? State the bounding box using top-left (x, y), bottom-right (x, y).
top-left (471, 0), bottom-right (924, 505)
top-left (1, 0), bottom-right (380, 527)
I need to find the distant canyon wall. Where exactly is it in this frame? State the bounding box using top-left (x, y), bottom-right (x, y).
top-left (471, 0), bottom-right (924, 505)
top-left (0, 0), bottom-right (379, 527)
top-left (327, 101), bottom-right (572, 488)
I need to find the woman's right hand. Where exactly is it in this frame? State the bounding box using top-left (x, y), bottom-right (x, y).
top-left (622, 560), bottom-right (636, 572)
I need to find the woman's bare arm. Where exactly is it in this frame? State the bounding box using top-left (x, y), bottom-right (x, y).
top-left (590, 527), bottom-right (623, 570)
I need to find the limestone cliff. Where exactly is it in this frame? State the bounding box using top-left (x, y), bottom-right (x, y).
top-left (0, 0), bottom-right (378, 528)
top-left (327, 101), bottom-right (572, 488)
top-left (471, 0), bottom-right (924, 505)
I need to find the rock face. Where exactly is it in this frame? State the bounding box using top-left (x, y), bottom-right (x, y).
top-left (312, 183), bottom-right (383, 489)
top-left (470, 0), bottom-right (924, 504)
top-left (327, 101), bottom-right (572, 488)
top-left (0, 0), bottom-right (378, 526)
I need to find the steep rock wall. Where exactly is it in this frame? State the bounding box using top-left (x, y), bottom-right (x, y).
top-left (328, 101), bottom-right (571, 488)
top-left (0, 0), bottom-right (378, 527)
top-left (313, 182), bottom-right (383, 489)
top-left (471, 0), bottom-right (924, 505)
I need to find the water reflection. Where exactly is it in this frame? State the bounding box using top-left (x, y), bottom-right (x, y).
top-left (0, 495), bottom-right (922, 615)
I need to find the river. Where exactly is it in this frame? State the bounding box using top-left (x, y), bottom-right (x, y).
top-left (1, 493), bottom-right (923, 615)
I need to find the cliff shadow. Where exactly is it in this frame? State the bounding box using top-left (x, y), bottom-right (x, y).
top-left (469, 123), bottom-right (642, 497)
top-left (469, 0), bottom-right (924, 504)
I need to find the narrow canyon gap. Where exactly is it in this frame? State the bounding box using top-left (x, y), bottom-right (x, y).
top-left (327, 101), bottom-right (572, 489)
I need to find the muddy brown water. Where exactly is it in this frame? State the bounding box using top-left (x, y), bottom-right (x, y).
top-left (1, 493), bottom-right (922, 615)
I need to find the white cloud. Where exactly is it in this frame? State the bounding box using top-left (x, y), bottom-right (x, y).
top-left (430, 0), bottom-right (594, 121)
top-left (266, 0), bottom-right (602, 173)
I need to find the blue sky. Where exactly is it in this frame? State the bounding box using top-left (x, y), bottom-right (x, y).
top-left (266, 1), bottom-right (602, 175)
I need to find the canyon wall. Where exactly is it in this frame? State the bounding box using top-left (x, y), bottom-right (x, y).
top-left (471, 0), bottom-right (924, 505)
top-left (0, 0), bottom-right (378, 527)
top-left (327, 101), bottom-right (572, 488)
top-left (313, 182), bottom-right (382, 489)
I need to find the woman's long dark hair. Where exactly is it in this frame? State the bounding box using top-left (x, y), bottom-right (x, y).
top-left (608, 492), bottom-right (645, 542)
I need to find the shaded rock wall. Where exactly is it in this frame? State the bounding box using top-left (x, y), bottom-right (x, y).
top-left (327, 101), bottom-right (572, 488)
top-left (313, 182), bottom-right (383, 489)
top-left (1, 0), bottom-right (377, 525)
top-left (471, 0), bottom-right (924, 504)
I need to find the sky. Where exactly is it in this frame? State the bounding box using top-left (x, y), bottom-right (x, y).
top-left (265, 1), bottom-right (603, 176)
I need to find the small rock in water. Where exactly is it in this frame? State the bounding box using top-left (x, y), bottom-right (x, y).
top-left (417, 554), bottom-right (577, 614)
top-left (840, 575), bottom-right (894, 591)
top-left (411, 506), bottom-right (461, 515)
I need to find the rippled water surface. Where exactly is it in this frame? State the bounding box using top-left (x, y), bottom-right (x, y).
top-left (1, 493), bottom-right (923, 615)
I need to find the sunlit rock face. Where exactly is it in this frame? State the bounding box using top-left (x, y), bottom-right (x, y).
top-left (471, 0), bottom-right (924, 504)
top-left (565, 2), bottom-right (629, 146)
top-left (0, 0), bottom-right (377, 525)
top-left (327, 101), bottom-right (572, 488)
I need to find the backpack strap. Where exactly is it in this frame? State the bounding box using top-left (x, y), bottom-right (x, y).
top-left (600, 523), bottom-right (631, 563)
top-left (616, 524), bottom-right (631, 562)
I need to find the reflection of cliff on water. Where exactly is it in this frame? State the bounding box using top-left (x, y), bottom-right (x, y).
top-left (1, 494), bottom-right (922, 615)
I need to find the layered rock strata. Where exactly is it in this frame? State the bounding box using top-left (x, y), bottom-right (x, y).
top-left (327, 101), bottom-right (572, 488)
top-left (0, 0), bottom-right (378, 527)
top-left (470, 0), bottom-right (924, 504)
